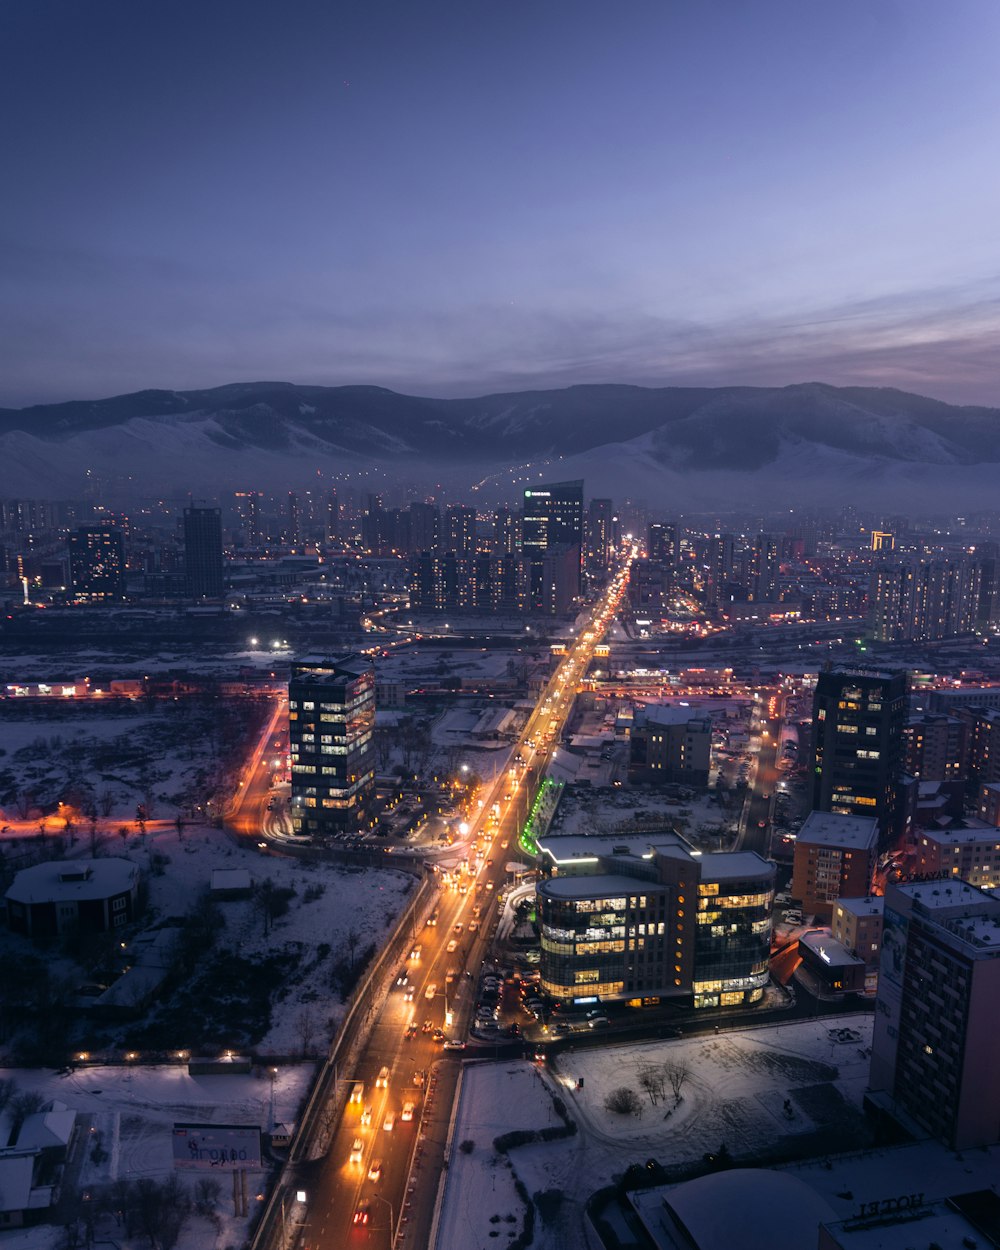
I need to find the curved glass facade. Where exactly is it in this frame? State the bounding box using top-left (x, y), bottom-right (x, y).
top-left (693, 873), bottom-right (774, 1008)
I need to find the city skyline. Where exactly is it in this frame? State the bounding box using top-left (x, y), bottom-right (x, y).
top-left (2, 1), bottom-right (999, 407)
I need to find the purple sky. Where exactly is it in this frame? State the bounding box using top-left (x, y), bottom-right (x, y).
top-left (1, 0), bottom-right (998, 407)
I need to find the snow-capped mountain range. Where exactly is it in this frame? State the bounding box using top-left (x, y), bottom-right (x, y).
top-left (2, 380), bottom-right (998, 509)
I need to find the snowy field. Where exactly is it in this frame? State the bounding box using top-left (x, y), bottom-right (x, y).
top-left (436, 1062), bottom-right (567, 1250)
top-left (436, 1015), bottom-right (874, 1250)
top-left (0, 694), bottom-right (271, 824)
top-left (0, 1061), bottom-right (314, 1250)
top-left (0, 823), bottom-right (417, 1061)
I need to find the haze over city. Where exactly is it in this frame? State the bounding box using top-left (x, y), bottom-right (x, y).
top-left (3, 4), bottom-right (1000, 1250)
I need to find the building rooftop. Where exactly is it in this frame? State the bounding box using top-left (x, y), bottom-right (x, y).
top-left (823, 665), bottom-right (906, 683)
top-left (538, 874), bottom-right (667, 901)
top-left (891, 879), bottom-right (993, 912)
top-left (919, 821), bottom-right (1000, 847)
top-left (537, 831), bottom-right (686, 866)
top-left (5, 857), bottom-right (138, 906)
top-left (699, 851), bottom-right (773, 883)
top-left (835, 896), bottom-right (884, 920)
top-left (798, 811), bottom-right (879, 852)
top-left (820, 1200), bottom-right (993, 1249)
top-left (636, 704), bottom-right (712, 729)
top-left (799, 929), bottom-right (864, 969)
top-left (632, 1168), bottom-right (836, 1250)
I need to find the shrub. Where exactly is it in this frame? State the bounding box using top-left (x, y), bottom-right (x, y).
top-left (604, 1087), bottom-right (642, 1116)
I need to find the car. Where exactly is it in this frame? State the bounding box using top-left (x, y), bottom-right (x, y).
top-left (468, 920), bottom-right (479, 932)
top-left (421, 1019), bottom-right (433, 1033)
top-left (350, 1081), bottom-right (364, 1104)
top-left (443, 1040), bottom-right (466, 1051)
top-left (376, 1066), bottom-right (390, 1088)
top-left (383, 1112), bottom-right (395, 1132)
top-left (486, 881), bottom-right (494, 891)
top-left (453, 922), bottom-right (463, 933)
top-left (354, 1201), bottom-right (371, 1225)
top-left (554, 1022), bottom-right (572, 1034)
top-left (401, 1101), bottom-right (415, 1121)
top-left (360, 1105), bottom-right (373, 1126)
top-left (405, 1022), bottom-right (417, 1040)
top-left (425, 983), bottom-right (437, 1000)
top-left (588, 1016), bottom-right (610, 1029)
top-left (368, 1159), bottom-right (383, 1181)
top-left (446, 939), bottom-right (458, 953)
top-left (396, 973), bottom-right (408, 986)
top-left (410, 945), bottom-right (422, 960)
top-left (403, 986), bottom-right (415, 1001)
top-left (427, 913), bottom-right (438, 927)
top-left (350, 1137), bottom-right (363, 1163)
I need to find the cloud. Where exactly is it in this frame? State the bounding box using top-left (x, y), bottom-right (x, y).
top-left (0, 254), bottom-right (997, 408)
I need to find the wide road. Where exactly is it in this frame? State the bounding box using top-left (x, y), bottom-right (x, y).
top-left (295, 551), bottom-right (636, 1250)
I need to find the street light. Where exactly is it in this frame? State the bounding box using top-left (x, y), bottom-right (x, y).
top-left (369, 1192), bottom-right (395, 1246)
top-left (279, 1188), bottom-right (307, 1250)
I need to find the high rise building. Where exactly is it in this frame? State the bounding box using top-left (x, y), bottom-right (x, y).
top-left (409, 501), bottom-right (440, 554)
top-left (586, 498), bottom-right (615, 572)
top-left (870, 558), bottom-right (981, 642)
top-left (183, 505), bottom-right (224, 598)
top-left (493, 506), bottom-right (518, 557)
top-left (704, 533), bottom-right (735, 608)
top-left (68, 525), bottom-right (125, 600)
top-left (523, 480), bottom-right (583, 610)
top-left (811, 667), bottom-right (909, 850)
top-left (647, 522), bottom-right (679, 567)
top-left (234, 491), bottom-right (261, 547)
top-left (287, 491), bottom-right (301, 547)
top-left (289, 654), bottom-right (375, 836)
top-left (325, 489), bottom-right (339, 542)
top-left (747, 532), bottom-right (779, 602)
top-left (444, 505), bottom-right (477, 558)
top-left (870, 879), bottom-right (1000, 1149)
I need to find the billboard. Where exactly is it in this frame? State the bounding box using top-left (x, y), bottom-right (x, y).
top-left (172, 1123), bottom-right (262, 1171)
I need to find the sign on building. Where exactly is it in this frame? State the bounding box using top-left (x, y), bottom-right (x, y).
top-left (172, 1123), bottom-right (262, 1171)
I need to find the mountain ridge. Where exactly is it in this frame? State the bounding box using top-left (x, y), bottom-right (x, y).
top-left (1, 379), bottom-right (998, 506)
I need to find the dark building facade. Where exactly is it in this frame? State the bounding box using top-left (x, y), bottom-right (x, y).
top-left (289, 654), bottom-right (375, 835)
top-left (183, 505), bottom-right (224, 598)
top-left (811, 667), bottom-right (909, 850)
top-left (522, 480), bottom-right (583, 611)
top-left (68, 525), bottom-right (125, 600)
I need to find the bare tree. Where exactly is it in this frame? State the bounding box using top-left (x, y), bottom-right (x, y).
top-left (9, 1090), bottom-right (45, 1138)
top-left (662, 1060), bottom-right (691, 1105)
top-left (0, 1078), bottom-right (17, 1114)
top-left (296, 1006), bottom-right (317, 1057)
top-left (346, 928), bottom-right (361, 971)
top-left (636, 1062), bottom-right (662, 1107)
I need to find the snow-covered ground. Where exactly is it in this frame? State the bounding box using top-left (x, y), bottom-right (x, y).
top-left (435, 1062), bottom-right (566, 1250)
top-left (435, 1015), bottom-right (874, 1250)
top-left (0, 823), bottom-right (417, 1061)
top-left (0, 1061), bottom-right (315, 1250)
top-left (0, 694), bottom-right (270, 823)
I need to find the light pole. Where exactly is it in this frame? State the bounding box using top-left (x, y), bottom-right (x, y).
top-left (279, 1188), bottom-right (307, 1250)
top-left (370, 1191), bottom-right (395, 1246)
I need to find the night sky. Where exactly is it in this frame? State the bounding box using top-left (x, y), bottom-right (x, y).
top-left (2, 0), bottom-right (998, 407)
